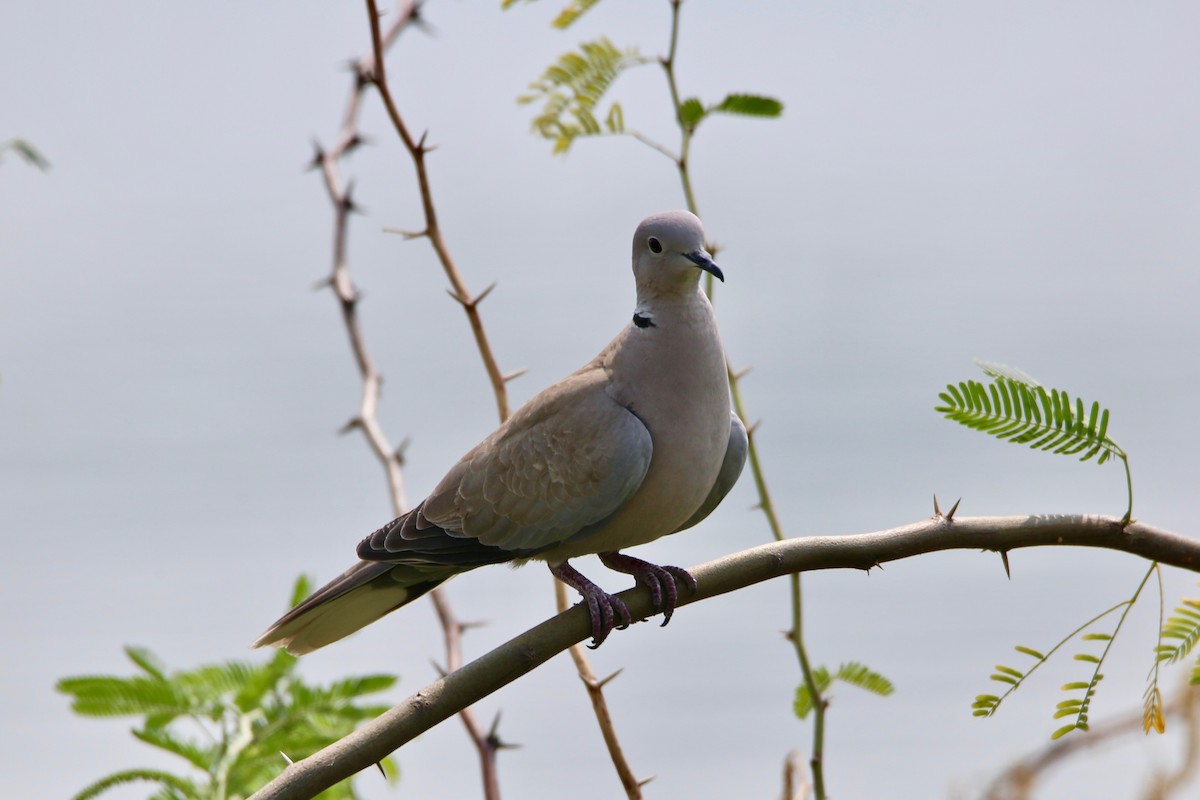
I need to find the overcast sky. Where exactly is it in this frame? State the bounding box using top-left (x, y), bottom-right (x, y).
top-left (3, 1), bottom-right (1199, 798)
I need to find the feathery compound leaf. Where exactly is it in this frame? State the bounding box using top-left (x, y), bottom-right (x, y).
top-left (69, 768), bottom-right (200, 800)
top-left (834, 662), bottom-right (895, 698)
top-left (712, 93), bottom-right (784, 118)
top-left (0, 138), bottom-right (52, 171)
top-left (551, 0), bottom-right (603, 28)
top-left (1156, 592), bottom-right (1200, 665)
top-left (679, 97), bottom-right (706, 128)
top-left (1144, 685), bottom-right (1166, 734)
top-left (793, 666), bottom-right (832, 719)
top-left (794, 662), bottom-right (893, 719)
top-left (61, 579), bottom-right (401, 799)
top-left (520, 37), bottom-right (647, 153)
top-left (936, 361), bottom-right (1133, 521)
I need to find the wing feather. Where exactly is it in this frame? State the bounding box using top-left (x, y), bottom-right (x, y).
top-left (358, 368), bottom-right (652, 561)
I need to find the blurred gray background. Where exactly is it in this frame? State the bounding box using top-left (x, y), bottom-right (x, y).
top-left (3, 1), bottom-right (1198, 797)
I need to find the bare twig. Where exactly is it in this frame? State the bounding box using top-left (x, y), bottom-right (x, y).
top-left (314, 0), bottom-right (420, 514)
top-left (430, 591), bottom-right (508, 799)
top-left (781, 749), bottom-right (810, 800)
top-left (553, 580), bottom-right (647, 798)
top-left (362, 0), bottom-right (511, 422)
top-left (249, 515), bottom-right (1200, 800)
top-left (981, 673), bottom-right (1200, 800)
top-left (312, 2), bottom-right (506, 796)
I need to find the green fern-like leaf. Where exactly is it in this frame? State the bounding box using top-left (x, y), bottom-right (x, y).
top-left (712, 93), bottom-right (784, 118)
top-left (551, 0), bottom-right (602, 28)
top-left (56, 674), bottom-right (192, 719)
top-left (679, 97), bottom-right (706, 128)
top-left (794, 666), bottom-right (832, 719)
top-left (834, 661), bottom-right (894, 698)
top-left (519, 37), bottom-right (647, 153)
top-left (60, 576), bottom-right (399, 800)
top-left (936, 360), bottom-right (1133, 522)
top-left (794, 662), bottom-right (893, 719)
top-left (131, 727), bottom-right (216, 772)
top-left (0, 137), bottom-right (51, 171)
top-left (1156, 596), bottom-right (1200, 665)
top-left (69, 768), bottom-right (200, 800)
top-left (973, 566), bottom-right (1157, 732)
top-left (1143, 684), bottom-right (1166, 734)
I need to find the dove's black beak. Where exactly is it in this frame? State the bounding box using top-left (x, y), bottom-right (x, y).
top-left (685, 249), bottom-right (724, 282)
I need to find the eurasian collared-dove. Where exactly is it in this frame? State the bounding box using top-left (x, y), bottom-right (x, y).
top-left (253, 210), bottom-right (747, 654)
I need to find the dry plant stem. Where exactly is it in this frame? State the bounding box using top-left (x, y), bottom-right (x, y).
top-left (554, 580), bottom-right (646, 799)
top-left (981, 675), bottom-right (1200, 800)
top-left (249, 515), bottom-right (1200, 800)
top-left (360, 2), bottom-right (641, 794)
top-left (430, 591), bottom-right (503, 799)
top-left (363, 0), bottom-right (511, 422)
top-left (314, 3), bottom-right (503, 796)
top-left (317, 0), bottom-right (421, 515)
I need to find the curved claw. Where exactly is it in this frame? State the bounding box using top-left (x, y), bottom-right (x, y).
top-left (550, 560), bottom-right (633, 648)
top-left (599, 552), bottom-right (697, 628)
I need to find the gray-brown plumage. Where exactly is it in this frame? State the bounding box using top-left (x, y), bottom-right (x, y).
top-left (253, 210), bottom-right (747, 654)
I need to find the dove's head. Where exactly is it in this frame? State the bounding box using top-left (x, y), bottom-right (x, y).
top-left (631, 210), bottom-right (723, 296)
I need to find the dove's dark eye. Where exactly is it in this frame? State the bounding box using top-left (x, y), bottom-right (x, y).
top-left (647, 237), bottom-right (662, 254)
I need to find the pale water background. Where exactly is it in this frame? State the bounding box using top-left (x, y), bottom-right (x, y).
top-left (2, 2), bottom-right (1199, 797)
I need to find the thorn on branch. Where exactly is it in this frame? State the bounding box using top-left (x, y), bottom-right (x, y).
top-left (430, 659), bottom-right (448, 678)
top-left (733, 366), bottom-right (752, 381)
top-left (382, 225), bottom-right (429, 240)
top-left (374, 761), bottom-right (387, 779)
top-left (503, 367), bottom-right (529, 383)
top-left (637, 775), bottom-right (657, 788)
top-left (475, 282), bottom-right (497, 305)
top-left (597, 668), bottom-right (623, 689)
top-left (394, 436), bottom-right (411, 466)
top-left (311, 276), bottom-right (333, 292)
top-left (945, 497), bottom-right (962, 520)
top-left (747, 419), bottom-right (763, 436)
top-left (933, 494), bottom-right (941, 517)
top-left (331, 268), bottom-right (358, 303)
top-left (410, 0), bottom-right (432, 34)
top-left (445, 288), bottom-right (471, 307)
top-left (341, 182), bottom-right (362, 214)
top-left (349, 57), bottom-right (374, 88)
top-left (279, 751), bottom-right (294, 766)
top-left (339, 417), bottom-right (364, 435)
top-left (344, 132), bottom-right (365, 154)
top-left (306, 140), bottom-right (326, 171)
top-left (999, 550), bottom-right (1012, 579)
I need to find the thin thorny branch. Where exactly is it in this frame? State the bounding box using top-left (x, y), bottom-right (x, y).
top-left (313, 1), bottom-right (506, 795)
top-left (330, 2), bottom-right (642, 798)
top-left (553, 580), bottom-right (648, 798)
top-left (362, 0), bottom-right (511, 422)
top-left (249, 514), bottom-right (1200, 800)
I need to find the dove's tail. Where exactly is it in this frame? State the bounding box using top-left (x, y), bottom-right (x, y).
top-left (252, 560), bottom-right (456, 655)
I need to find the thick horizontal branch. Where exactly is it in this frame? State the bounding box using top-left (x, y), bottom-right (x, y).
top-left (249, 513), bottom-right (1199, 799)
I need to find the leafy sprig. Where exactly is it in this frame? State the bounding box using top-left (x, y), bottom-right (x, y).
top-left (794, 662), bottom-right (894, 719)
top-left (973, 563), bottom-right (1160, 739)
top-left (518, 37), bottom-right (649, 153)
top-left (936, 360), bottom-right (1133, 523)
top-left (57, 577), bottom-right (398, 800)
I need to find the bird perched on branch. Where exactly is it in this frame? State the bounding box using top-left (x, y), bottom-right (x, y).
top-left (254, 210), bottom-right (747, 654)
